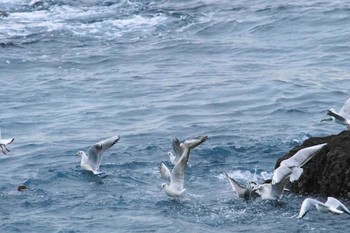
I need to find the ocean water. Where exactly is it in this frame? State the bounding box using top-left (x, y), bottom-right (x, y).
top-left (1, 0), bottom-right (350, 232)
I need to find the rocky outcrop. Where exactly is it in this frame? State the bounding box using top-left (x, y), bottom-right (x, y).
top-left (275, 130), bottom-right (350, 198)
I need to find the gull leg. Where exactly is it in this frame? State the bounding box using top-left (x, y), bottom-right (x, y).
top-left (5, 145), bottom-right (10, 153)
top-left (1, 145), bottom-right (7, 155)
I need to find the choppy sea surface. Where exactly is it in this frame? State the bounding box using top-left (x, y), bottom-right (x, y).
top-left (1, 0), bottom-right (350, 232)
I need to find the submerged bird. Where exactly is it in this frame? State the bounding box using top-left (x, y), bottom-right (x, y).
top-left (160, 147), bottom-right (190, 199)
top-left (224, 173), bottom-right (259, 200)
top-left (298, 197), bottom-right (350, 218)
top-left (165, 136), bottom-right (208, 165)
top-left (17, 185), bottom-right (28, 192)
top-left (322, 97), bottom-right (350, 129)
top-left (0, 129), bottom-right (14, 155)
top-left (254, 143), bottom-right (327, 200)
top-left (75, 135), bottom-right (120, 175)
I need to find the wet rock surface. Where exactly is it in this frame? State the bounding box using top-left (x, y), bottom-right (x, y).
top-left (276, 130), bottom-right (350, 198)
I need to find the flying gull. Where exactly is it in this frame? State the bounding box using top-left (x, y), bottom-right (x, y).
top-left (298, 197), bottom-right (350, 218)
top-left (322, 97), bottom-right (350, 129)
top-left (160, 147), bottom-right (191, 199)
top-left (254, 143), bottom-right (327, 200)
top-left (165, 136), bottom-right (208, 165)
top-left (75, 135), bottom-right (120, 175)
top-left (0, 129), bottom-right (14, 155)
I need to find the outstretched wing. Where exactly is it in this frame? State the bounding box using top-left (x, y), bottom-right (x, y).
top-left (339, 97), bottom-right (350, 117)
top-left (88, 135), bottom-right (120, 170)
top-left (272, 166), bottom-right (293, 185)
top-left (159, 163), bottom-right (171, 181)
top-left (298, 198), bottom-right (323, 218)
top-left (224, 173), bottom-right (247, 198)
top-left (181, 136), bottom-right (208, 149)
top-left (170, 148), bottom-right (190, 192)
top-left (316, 202), bottom-right (343, 215)
top-left (325, 197), bottom-right (350, 215)
top-left (280, 143), bottom-right (327, 168)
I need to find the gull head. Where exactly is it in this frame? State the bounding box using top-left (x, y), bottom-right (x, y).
top-left (165, 152), bottom-right (173, 158)
top-left (160, 183), bottom-right (167, 191)
top-left (75, 151), bottom-right (86, 158)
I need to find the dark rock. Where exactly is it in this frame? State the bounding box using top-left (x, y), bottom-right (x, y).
top-left (275, 130), bottom-right (350, 198)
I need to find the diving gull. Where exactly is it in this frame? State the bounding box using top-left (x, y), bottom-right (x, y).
top-left (224, 173), bottom-right (259, 200)
top-left (75, 135), bottom-right (120, 175)
top-left (254, 143), bottom-right (327, 200)
top-left (323, 97), bottom-right (350, 129)
top-left (160, 147), bottom-right (190, 199)
top-left (298, 197), bottom-right (350, 218)
top-left (165, 136), bottom-right (208, 165)
top-left (0, 129), bottom-right (14, 155)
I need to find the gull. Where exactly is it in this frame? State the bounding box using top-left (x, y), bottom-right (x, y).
top-left (322, 97), bottom-right (350, 129)
top-left (165, 136), bottom-right (208, 165)
top-left (75, 135), bottom-right (120, 175)
top-left (0, 129), bottom-right (14, 155)
top-left (254, 143), bottom-right (327, 200)
top-left (160, 147), bottom-right (190, 199)
top-left (298, 197), bottom-right (350, 218)
top-left (224, 173), bottom-right (259, 200)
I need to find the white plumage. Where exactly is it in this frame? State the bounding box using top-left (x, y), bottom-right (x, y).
top-left (75, 135), bottom-right (120, 174)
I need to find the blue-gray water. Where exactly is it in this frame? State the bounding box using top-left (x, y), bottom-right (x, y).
top-left (1, 0), bottom-right (350, 232)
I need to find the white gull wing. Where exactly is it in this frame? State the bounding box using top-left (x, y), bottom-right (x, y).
top-left (280, 143), bottom-right (327, 168)
top-left (224, 173), bottom-right (247, 197)
top-left (325, 197), bottom-right (350, 215)
top-left (169, 148), bottom-right (190, 192)
top-left (339, 97), bottom-right (350, 118)
top-left (315, 203), bottom-right (343, 215)
top-left (272, 166), bottom-right (293, 185)
top-left (298, 198), bottom-right (325, 218)
top-left (87, 135), bottom-right (120, 171)
top-left (159, 163), bottom-right (171, 181)
top-left (181, 136), bottom-right (208, 149)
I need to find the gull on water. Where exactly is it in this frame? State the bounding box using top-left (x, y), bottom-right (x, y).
top-left (160, 147), bottom-right (190, 199)
top-left (165, 136), bottom-right (208, 165)
top-left (322, 97), bottom-right (350, 129)
top-left (254, 143), bottom-right (327, 200)
top-left (0, 129), bottom-right (14, 155)
top-left (224, 173), bottom-right (259, 200)
top-left (298, 197), bottom-right (350, 219)
top-left (75, 135), bottom-right (120, 175)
